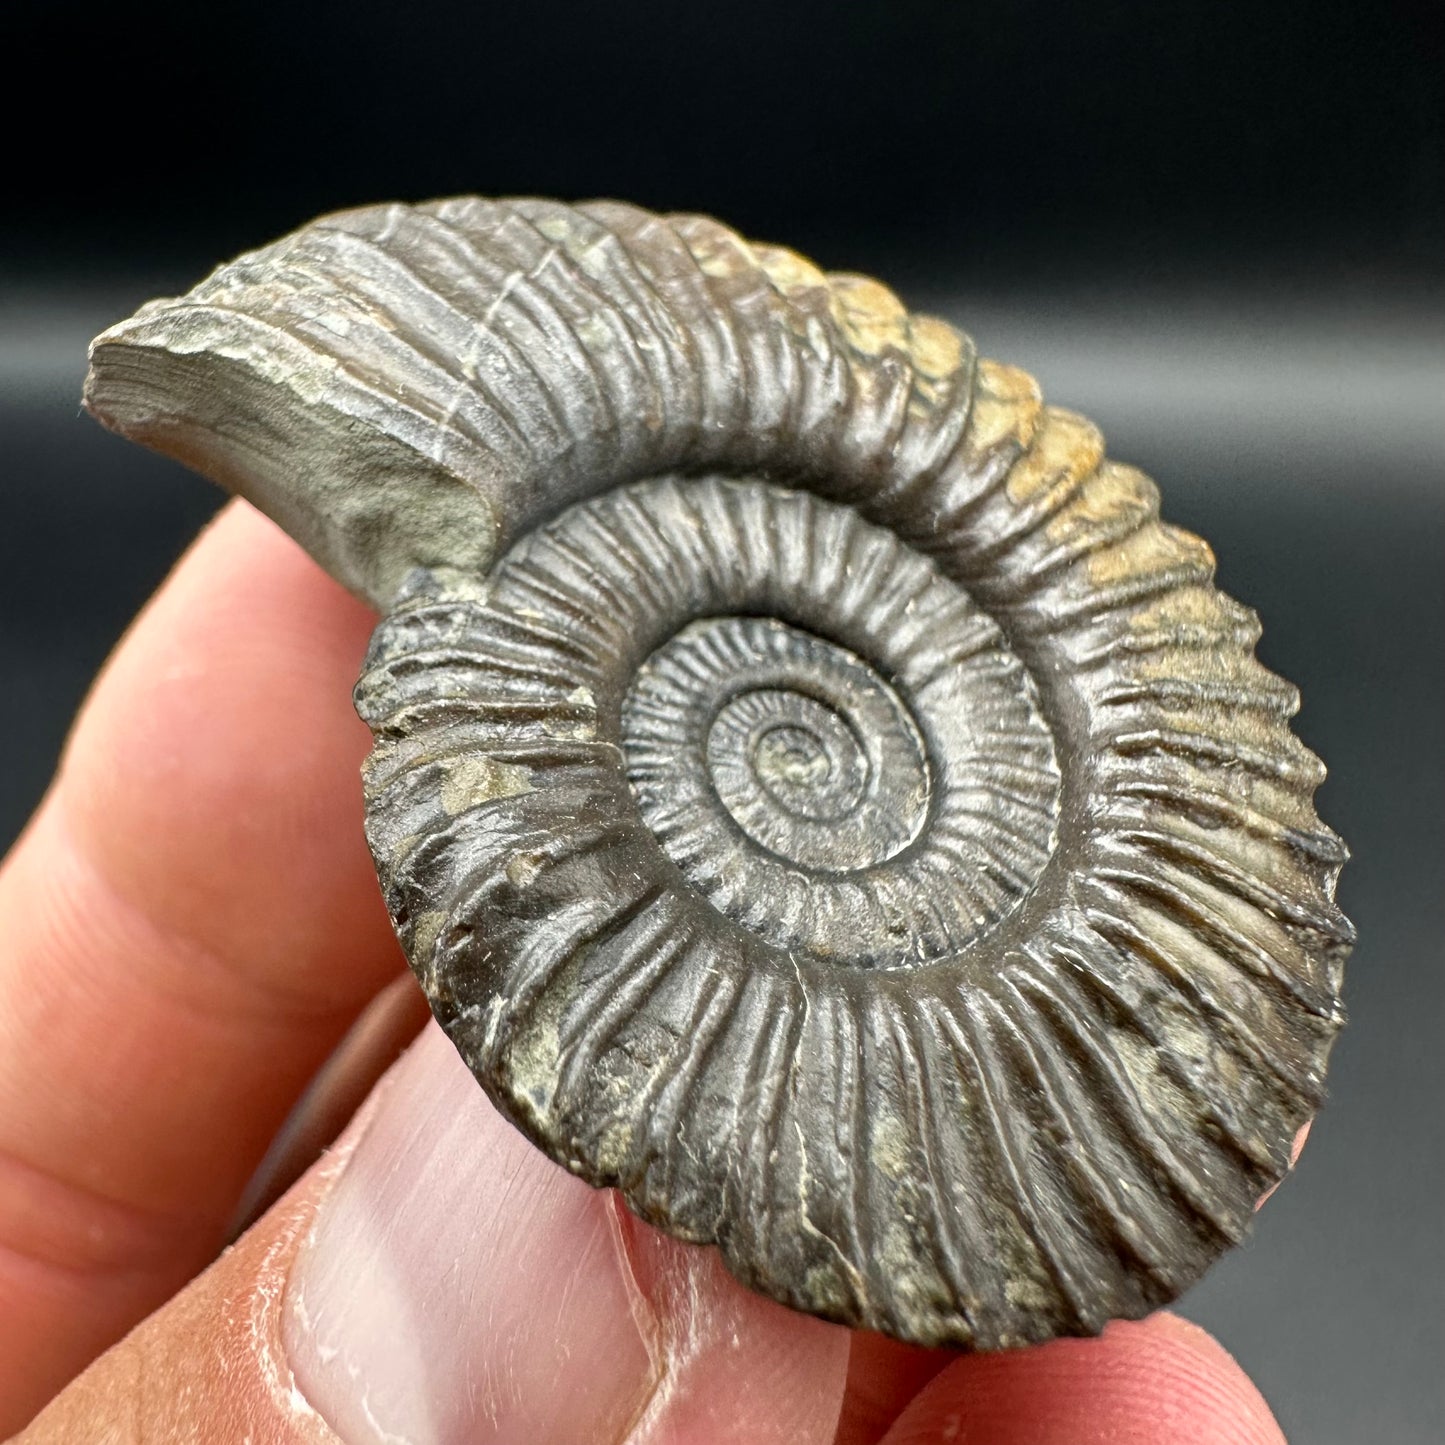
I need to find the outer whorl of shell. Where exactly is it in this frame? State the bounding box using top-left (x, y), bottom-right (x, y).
top-left (83, 197), bottom-right (1353, 1349)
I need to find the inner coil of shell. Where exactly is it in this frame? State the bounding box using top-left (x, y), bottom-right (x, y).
top-left (83, 196), bottom-right (1354, 1349)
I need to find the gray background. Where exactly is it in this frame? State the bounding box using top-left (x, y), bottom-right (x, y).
top-left (2, 0), bottom-right (1441, 1437)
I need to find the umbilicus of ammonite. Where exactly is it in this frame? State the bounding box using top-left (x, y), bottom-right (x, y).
top-left (83, 197), bottom-right (1353, 1350)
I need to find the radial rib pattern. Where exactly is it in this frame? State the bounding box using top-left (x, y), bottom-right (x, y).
top-left (83, 198), bottom-right (1353, 1348)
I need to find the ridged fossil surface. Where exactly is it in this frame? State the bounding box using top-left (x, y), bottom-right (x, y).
top-left (84, 198), bottom-right (1353, 1349)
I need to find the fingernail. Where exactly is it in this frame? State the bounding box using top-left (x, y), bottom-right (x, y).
top-left (282, 1021), bottom-right (661, 1445)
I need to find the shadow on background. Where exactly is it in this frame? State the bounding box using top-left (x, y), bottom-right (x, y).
top-left (2, 1), bottom-right (1441, 1439)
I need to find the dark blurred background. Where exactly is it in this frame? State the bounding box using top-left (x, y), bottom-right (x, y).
top-left (2, 2), bottom-right (1441, 1439)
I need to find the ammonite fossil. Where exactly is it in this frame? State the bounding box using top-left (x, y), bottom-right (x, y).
top-left (83, 198), bottom-right (1353, 1350)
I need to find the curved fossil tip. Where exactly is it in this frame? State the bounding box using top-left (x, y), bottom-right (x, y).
top-left (83, 244), bottom-right (505, 610)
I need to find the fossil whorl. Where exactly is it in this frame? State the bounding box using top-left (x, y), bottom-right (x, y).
top-left (83, 197), bottom-right (1353, 1349)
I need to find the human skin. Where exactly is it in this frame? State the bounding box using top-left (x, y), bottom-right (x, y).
top-left (0, 501), bottom-right (1292, 1443)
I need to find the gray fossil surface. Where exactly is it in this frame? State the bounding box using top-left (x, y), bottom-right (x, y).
top-left (83, 197), bottom-right (1353, 1349)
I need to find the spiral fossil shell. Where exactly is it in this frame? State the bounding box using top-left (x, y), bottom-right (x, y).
top-left (83, 197), bottom-right (1353, 1348)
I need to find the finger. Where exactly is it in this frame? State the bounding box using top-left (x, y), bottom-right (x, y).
top-left (1256, 1120), bottom-right (1311, 1211)
top-left (876, 1312), bottom-right (1285, 1445)
top-left (226, 971), bottom-right (432, 1237)
top-left (0, 501), bottom-right (406, 1428)
top-left (834, 1333), bottom-right (956, 1445)
top-left (19, 1023), bottom-right (854, 1445)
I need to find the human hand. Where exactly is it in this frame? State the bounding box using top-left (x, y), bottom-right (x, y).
top-left (2, 502), bottom-right (1292, 1442)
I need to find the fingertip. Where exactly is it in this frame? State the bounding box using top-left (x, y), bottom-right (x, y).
top-left (879, 1312), bottom-right (1286, 1445)
top-left (60, 499), bottom-right (386, 999)
top-left (1257, 1119), bottom-right (1313, 1211)
top-left (622, 1215), bottom-right (851, 1445)
top-left (282, 1023), bottom-right (851, 1445)
top-left (835, 1331), bottom-right (957, 1445)
top-left (13, 1133), bottom-right (349, 1445)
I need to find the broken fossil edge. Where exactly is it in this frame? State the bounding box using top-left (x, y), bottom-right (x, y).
top-left (83, 197), bottom-right (1352, 1350)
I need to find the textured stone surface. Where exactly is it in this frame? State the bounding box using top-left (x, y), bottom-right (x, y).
top-left (84, 197), bottom-right (1353, 1349)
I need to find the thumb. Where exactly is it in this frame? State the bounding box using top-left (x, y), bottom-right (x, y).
top-left (18, 1022), bottom-right (851, 1444)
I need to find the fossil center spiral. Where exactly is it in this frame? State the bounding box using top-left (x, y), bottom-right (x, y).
top-left (625, 618), bottom-right (931, 875)
top-left (362, 475), bottom-right (1064, 973)
top-left (501, 475), bottom-right (1068, 970)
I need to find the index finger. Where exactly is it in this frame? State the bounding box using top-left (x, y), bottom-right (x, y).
top-left (0, 500), bottom-right (405, 1430)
